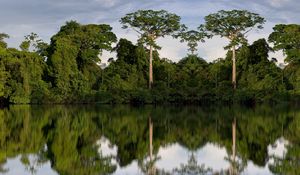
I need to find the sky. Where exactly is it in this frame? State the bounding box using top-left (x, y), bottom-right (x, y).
top-left (0, 0), bottom-right (300, 63)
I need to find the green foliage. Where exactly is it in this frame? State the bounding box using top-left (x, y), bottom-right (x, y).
top-left (120, 9), bottom-right (183, 88)
top-left (19, 33), bottom-right (49, 55)
top-left (174, 28), bottom-right (211, 54)
top-left (0, 61), bottom-right (7, 98)
top-left (0, 47), bottom-right (48, 104)
top-left (204, 10), bottom-right (265, 47)
top-left (283, 62), bottom-right (300, 94)
top-left (120, 9), bottom-right (182, 48)
top-left (45, 21), bottom-right (117, 103)
top-left (236, 39), bottom-right (284, 96)
top-left (19, 41), bottom-right (30, 51)
top-left (268, 24), bottom-right (300, 63)
top-left (49, 21), bottom-right (117, 69)
top-left (1, 10), bottom-right (300, 105)
top-left (0, 33), bottom-right (9, 49)
top-left (48, 37), bottom-right (80, 101)
top-left (203, 9), bottom-right (266, 89)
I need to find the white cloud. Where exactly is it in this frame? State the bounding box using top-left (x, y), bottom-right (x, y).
top-left (93, 0), bottom-right (119, 7)
top-left (269, 0), bottom-right (291, 7)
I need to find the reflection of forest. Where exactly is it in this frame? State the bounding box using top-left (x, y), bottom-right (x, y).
top-left (0, 105), bottom-right (299, 175)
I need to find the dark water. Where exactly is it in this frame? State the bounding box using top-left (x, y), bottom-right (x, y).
top-left (0, 105), bottom-right (299, 175)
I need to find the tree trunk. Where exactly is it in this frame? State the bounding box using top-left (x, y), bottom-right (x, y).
top-left (232, 45), bottom-right (236, 89)
top-left (149, 45), bottom-right (153, 89)
top-left (101, 71), bottom-right (104, 85)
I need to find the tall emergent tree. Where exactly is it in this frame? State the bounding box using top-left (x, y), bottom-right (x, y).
top-left (203, 10), bottom-right (265, 89)
top-left (120, 10), bottom-right (182, 88)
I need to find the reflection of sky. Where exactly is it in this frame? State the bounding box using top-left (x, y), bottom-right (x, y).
top-left (196, 143), bottom-right (229, 171)
top-left (155, 143), bottom-right (229, 171)
top-left (268, 137), bottom-right (288, 158)
top-left (112, 161), bottom-right (142, 175)
top-left (97, 136), bottom-right (143, 175)
top-left (2, 137), bottom-right (289, 175)
top-left (97, 136), bottom-right (289, 175)
top-left (3, 155), bottom-right (58, 175)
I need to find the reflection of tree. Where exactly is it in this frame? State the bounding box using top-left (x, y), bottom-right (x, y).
top-left (154, 152), bottom-right (212, 175)
top-left (0, 109), bottom-right (8, 173)
top-left (229, 118), bottom-right (238, 175)
top-left (227, 118), bottom-right (246, 175)
top-left (138, 117), bottom-right (160, 175)
top-left (269, 115), bottom-right (300, 175)
top-left (139, 117), bottom-right (212, 175)
top-left (149, 117), bottom-right (156, 175)
top-left (21, 147), bottom-right (48, 174)
top-left (269, 145), bottom-right (300, 175)
top-left (0, 106), bottom-right (49, 174)
top-left (0, 163), bottom-right (8, 173)
top-left (1, 105), bottom-right (300, 175)
top-left (0, 106), bottom-right (117, 175)
top-left (215, 118), bottom-right (246, 175)
top-left (172, 153), bottom-right (212, 175)
top-left (46, 110), bottom-right (117, 175)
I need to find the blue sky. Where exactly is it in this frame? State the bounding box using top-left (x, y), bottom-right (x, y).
top-left (0, 0), bottom-right (299, 63)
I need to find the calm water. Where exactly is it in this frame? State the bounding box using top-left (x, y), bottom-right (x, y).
top-left (0, 105), bottom-right (299, 175)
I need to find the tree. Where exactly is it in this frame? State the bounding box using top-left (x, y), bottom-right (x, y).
top-left (20, 32), bottom-right (38, 51)
top-left (203, 10), bottom-right (265, 89)
top-left (268, 24), bottom-right (300, 63)
top-left (0, 35), bottom-right (9, 99)
top-left (174, 26), bottom-right (210, 55)
top-left (1, 48), bottom-right (48, 104)
top-left (46, 21), bottom-right (117, 101)
top-left (120, 10), bottom-right (182, 88)
top-left (19, 33), bottom-right (49, 56)
top-left (0, 33), bottom-right (9, 48)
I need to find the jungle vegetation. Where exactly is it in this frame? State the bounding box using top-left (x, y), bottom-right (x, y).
top-left (1, 9), bottom-right (300, 105)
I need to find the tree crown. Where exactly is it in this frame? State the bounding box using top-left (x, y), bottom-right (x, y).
top-left (204, 10), bottom-right (265, 46)
top-left (120, 9), bottom-right (182, 47)
top-left (0, 33), bottom-right (9, 48)
top-left (268, 24), bottom-right (300, 63)
top-left (174, 25), bottom-right (211, 54)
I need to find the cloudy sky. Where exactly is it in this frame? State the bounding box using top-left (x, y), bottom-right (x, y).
top-left (0, 0), bottom-right (299, 63)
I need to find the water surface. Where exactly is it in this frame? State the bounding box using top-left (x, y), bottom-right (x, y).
top-left (1, 105), bottom-right (299, 175)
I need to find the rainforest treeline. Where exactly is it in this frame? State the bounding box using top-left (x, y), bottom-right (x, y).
top-left (0, 9), bottom-right (300, 105)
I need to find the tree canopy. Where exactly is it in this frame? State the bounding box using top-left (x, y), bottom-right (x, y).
top-left (204, 10), bottom-right (265, 47)
top-left (0, 9), bottom-right (300, 105)
top-left (120, 9), bottom-right (182, 48)
top-left (269, 24), bottom-right (300, 63)
top-left (174, 27), bottom-right (211, 55)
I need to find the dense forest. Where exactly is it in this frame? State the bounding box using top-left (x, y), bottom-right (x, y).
top-left (1, 9), bottom-right (300, 105)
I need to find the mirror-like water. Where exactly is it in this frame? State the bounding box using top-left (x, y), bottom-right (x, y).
top-left (0, 105), bottom-right (299, 175)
